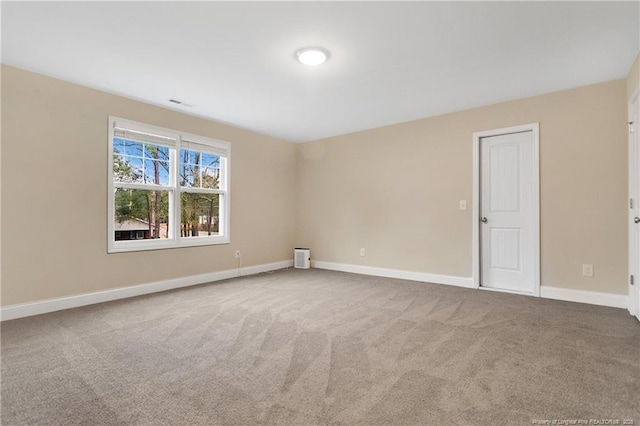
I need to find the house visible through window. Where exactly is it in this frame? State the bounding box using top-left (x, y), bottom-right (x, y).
top-left (108, 117), bottom-right (230, 253)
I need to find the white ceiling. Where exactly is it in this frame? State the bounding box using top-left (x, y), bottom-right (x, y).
top-left (2, 1), bottom-right (639, 142)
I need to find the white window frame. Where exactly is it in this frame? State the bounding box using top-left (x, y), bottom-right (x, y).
top-left (108, 117), bottom-right (230, 253)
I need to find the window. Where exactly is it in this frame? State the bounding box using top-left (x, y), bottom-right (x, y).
top-left (108, 117), bottom-right (230, 253)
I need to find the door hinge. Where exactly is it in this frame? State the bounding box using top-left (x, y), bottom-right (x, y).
top-left (631, 275), bottom-right (635, 286)
top-left (630, 122), bottom-right (635, 133)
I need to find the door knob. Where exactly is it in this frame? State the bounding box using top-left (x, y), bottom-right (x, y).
top-left (635, 217), bottom-right (640, 224)
top-left (481, 217), bottom-right (488, 223)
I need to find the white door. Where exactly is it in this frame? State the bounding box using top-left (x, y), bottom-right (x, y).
top-left (629, 94), bottom-right (640, 321)
top-left (478, 126), bottom-right (539, 294)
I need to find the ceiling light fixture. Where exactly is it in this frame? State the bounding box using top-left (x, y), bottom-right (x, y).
top-left (295, 47), bottom-right (330, 66)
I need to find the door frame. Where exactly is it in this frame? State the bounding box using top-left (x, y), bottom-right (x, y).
top-left (472, 123), bottom-right (541, 296)
top-left (628, 89), bottom-right (639, 319)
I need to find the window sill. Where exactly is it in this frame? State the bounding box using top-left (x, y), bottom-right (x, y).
top-left (108, 236), bottom-right (229, 253)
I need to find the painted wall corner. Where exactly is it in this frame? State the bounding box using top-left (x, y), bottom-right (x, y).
top-left (628, 52), bottom-right (640, 100)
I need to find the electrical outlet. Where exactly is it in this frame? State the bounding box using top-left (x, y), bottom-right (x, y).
top-left (459, 200), bottom-right (467, 210)
top-left (360, 248), bottom-right (365, 257)
top-left (235, 250), bottom-right (241, 259)
top-left (582, 264), bottom-right (593, 277)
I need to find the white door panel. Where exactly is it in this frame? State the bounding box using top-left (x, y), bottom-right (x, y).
top-left (490, 228), bottom-right (520, 271)
top-left (480, 130), bottom-right (536, 294)
top-left (489, 143), bottom-right (520, 212)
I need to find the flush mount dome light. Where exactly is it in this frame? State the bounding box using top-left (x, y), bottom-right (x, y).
top-left (295, 47), bottom-right (329, 66)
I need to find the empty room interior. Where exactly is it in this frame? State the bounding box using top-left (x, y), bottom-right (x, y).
top-left (2, 1), bottom-right (640, 425)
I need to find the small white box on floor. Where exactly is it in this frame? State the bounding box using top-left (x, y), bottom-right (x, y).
top-left (294, 248), bottom-right (311, 269)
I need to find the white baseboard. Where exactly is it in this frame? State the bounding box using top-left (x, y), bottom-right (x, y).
top-left (312, 261), bottom-right (474, 288)
top-left (540, 286), bottom-right (627, 309)
top-left (313, 261), bottom-right (628, 309)
top-left (0, 260), bottom-right (293, 321)
top-left (2, 260), bottom-right (627, 321)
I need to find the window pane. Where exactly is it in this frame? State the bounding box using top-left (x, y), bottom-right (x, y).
top-left (123, 140), bottom-right (144, 157)
top-left (180, 192), bottom-right (219, 237)
top-left (144, 145), bottom-right (170, 160)
top-left (113, 138), bottom-right (125, 155)
top-left (185, 149), bottom-right (196, 164)
top-left (113, 154), bottom-right (143, 183)
top-left (201, 153), bottom-right (220, 189)
top-left (143, 159), bottom-right (170, 185)
top-left (179, 149), bottom-right (220, 189)
top-left (113, 139), bottom-right (170, 185)
top-left (180, 163), bottom-right (195, 187)
top-left (114, 188), bottom-right (170, 240)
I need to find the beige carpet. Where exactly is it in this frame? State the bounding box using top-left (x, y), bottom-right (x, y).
top-left (1, 268), bottom-right (639, 425)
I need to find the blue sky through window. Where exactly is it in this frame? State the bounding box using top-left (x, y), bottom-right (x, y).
top-left (113, 138), bottom-right (170, 185)
top-left (179, 149), bottom-right (220, 189)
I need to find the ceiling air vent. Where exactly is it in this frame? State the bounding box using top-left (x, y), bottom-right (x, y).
top-left (168, 99), bottom-right (194, 107)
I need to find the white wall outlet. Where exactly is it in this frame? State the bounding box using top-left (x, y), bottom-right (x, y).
top-left (459, 200), bottom-right (467, 210)
top-left (360, 248), bottom-right (365, 257)
top-left (235, 250), bottom-right (241, 259)
top-left (582, 264), bottom-right (593, 277)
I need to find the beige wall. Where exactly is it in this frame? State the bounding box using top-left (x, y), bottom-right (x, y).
top-left (1, 65), bottom-right (631, 307)
top-left (1, 65), bottom-right (297, 306)
top-left (628, 53), bottom-right (640, 100)
top-left (297, 79), bottom-right (628, 294)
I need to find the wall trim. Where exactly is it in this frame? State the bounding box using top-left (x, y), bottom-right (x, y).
top-left (539, 286), bottom-right (627, 309)
top-left (2, 260), bottom-right (628, 321)
top-left (627, 89), bottom-right (640, 319)
top-left (313, 261), bottom-right (628, 309)
top-left (0, 260), bottom-right (293, 321)
top-left (312, 261), bottom-right (474, 288)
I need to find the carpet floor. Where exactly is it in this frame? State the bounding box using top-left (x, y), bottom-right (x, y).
top-left (1, 268), bottom-right (639, 425)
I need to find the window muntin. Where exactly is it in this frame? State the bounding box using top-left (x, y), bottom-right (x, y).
top-left (108, 117), bottom-right (230, 253)
top-left (113, 188), bottom-right (171, 240)
top-left (179, 149), bottom-right (220, 189)
top-left (113, 140), bottom-right (171, 186)
top-left (180, 193), bottom-right (220, 238)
